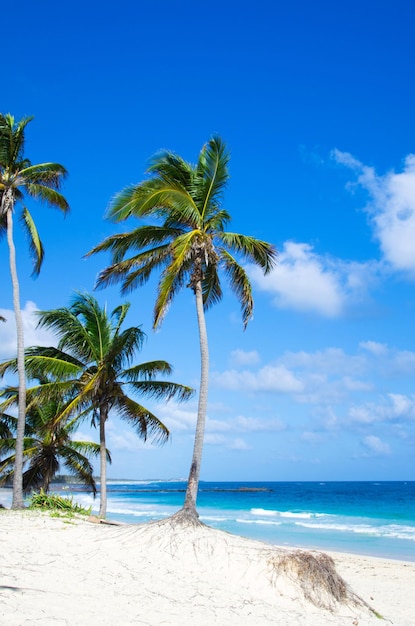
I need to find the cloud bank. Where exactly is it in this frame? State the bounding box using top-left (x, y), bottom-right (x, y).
top-left (249, 241), bottom-right (376, 318)
top-left (333, 149), bottom-right (415, 275)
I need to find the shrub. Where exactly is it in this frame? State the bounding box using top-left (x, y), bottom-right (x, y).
top-left (28, 489), bottom-right (91, 516)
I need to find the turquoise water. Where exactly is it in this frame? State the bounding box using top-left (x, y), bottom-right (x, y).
top-left (2, 481), bottom-right (414, 561)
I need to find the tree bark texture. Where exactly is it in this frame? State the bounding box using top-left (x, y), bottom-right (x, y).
top-left (98, 406), bottom-right (108, 518)
top-left (4, 193), bottom-right (27, 510)
top-left (183, 280), bottom-right (209, 517)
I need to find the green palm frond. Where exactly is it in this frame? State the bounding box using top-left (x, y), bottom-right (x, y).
top-left (154, 258), bottom-right (188, 327)
top-left (95, 244), bottom-right (171, 293)
top-left (124, 360), bottom-right (174, 381)
top-left (128, 379), bottom-right (194, 402)
top-left (20, 162), bottom-right (68, 185)
top-left (220, 249), bottom-right (254, 328)
top-left (217, 232), bottom-right (277, 273)
top-left (115, 393), bottom-right (169, 445)
top-left (197, 136), bottom-right (230, 221)
top-left (23, 351), bottom-right (84, 381)
top-left (25, 183), bottom-right (69, 212)
top-left (108, 326), bottom-right (146, 370)
top-left (89, 136), bottom-right (277, 333)
top-left (110, 301), bottom-right (131, 335)
top-left (201, 262), bottom-right (223, 309)
top-left (0, 114), bottom-right (33, 166)
top-left (0, 412), bottom-right (17, 439)
top-left (204, 208), bottom-right (231, 233)
top-left (37, 308), bottom-right (97, 363)
top-left (20, 207), bottom-right (44, 276)
top-left (105, 226), bottom-right (183, 263)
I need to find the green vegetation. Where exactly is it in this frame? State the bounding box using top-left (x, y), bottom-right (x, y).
top-left (0, 114), bottom-right (69, 509)
top-left (0, 292), bottom-right (193, 518)
top-left (89, 137), bottom-right (277, 520)
top-left (0, 376), bottom-right (100, 495)
top-left (28, 489), bottom-right (91, 516)
top-left (1, 120), bottom-right (274, 521)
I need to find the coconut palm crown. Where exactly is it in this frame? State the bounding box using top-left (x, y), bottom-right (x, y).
top-left (88, 136), bottom-right (277, 521)
top-left (0, 379), bottom-right (102, 496)
top-left (0, 113), bottom-right (69, 509)
top-left (0, 292), bottom-right (194, 517)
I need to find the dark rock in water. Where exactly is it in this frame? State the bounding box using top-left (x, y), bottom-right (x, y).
top-left (202, 487), bottom-right (271, 493)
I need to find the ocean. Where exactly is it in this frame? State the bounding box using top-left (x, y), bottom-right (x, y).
top-left (1, 480), bottom-right (414, 562)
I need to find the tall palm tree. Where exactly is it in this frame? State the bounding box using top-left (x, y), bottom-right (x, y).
top-left (0, 380), bottom-right (101, 495)
top-left (88, 137), bottom-right (277, 522)
top-left (0, 113), bottom-right (69, 508)
top-left (0, 292), bottom-right (194, 517)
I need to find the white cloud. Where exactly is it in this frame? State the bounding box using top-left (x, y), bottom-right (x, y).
top-left (249, 242), bottom-right (375, 317)
top-left (333, 150), bottom-right (415, 275)
top-left (229, 438), bottom-right (250, 450)
top-left (349, 393), bottom-right (415, 425)
top-left (230, 349), bottom-right (260, 366)
top-left (204, 433), bottom-right (226, 445)
top-left (232, 415), bottom-right (286, 432)
top-left (362, 435), bottom-right (391, 455)
top-left (72, 430), bottom-right (96, 444)
top-left (106, 422), bottom-right (148, 451)
top-left (206, 414), bottom-right (286, 436)
top-left (154, 401), bottom-right (197, 432)
top-left (0, 301), bottom-right (58, 360)
top-left (317, 406), bottom-right (341, 430)
top-left (212, 364), bottom-right (304, 393)
top-left (301, 431), bottom-right (323, 443)
top-left (359, 341), bottom-right (388, 356)
top-left (282, 347), bottom-right (366, 376)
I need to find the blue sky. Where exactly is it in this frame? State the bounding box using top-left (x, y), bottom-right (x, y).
top-left (1, 0), bottom-right (415, 481)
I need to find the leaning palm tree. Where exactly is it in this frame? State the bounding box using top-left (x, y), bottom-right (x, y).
top-left (0, 113), bottom-right (69, 508)
top-left (88, 136), bottom-right (277, 522)
top-left (0, 292), bottom-right (194, 517)
top-left (0, 380), bottom-right (101, 495)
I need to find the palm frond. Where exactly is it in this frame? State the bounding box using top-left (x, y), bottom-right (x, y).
top-left (110, 302), bottom-right (131, 335)
top-left (20, 207), bottom-right (44, 276)
top-left (115, 393), bottom-right (169, 445)
top-left (197, 136), bottom-right (230, 221)
top-left (201, 261), bottom-right (223, 309)
top-left (108, 326), bottom-right (146, 370)
top-left (128, 379), bottom-right (194, 402)
top-left (95, 245), bottom-right (171, 293)
top-left (24, 183), bottom-right (70, 212)
top-left (217, 232), bottom-right (277, 273)
top-left (87, 226), bottom-right (181, 264)
top-left (204, 208), bottom-right (231, 233)
top-left (124, 360), bottom-right (174, 381)
top-left (37, 307), bottom-right (98, 363)
top-left (220, 249), bottom-right (254, 328)
top-left (110, 179), bottom-right (201, 228)
top-left (153, 257), bottom-right (189, 328)
top-left (19, 162), bottom-right (68, 187)
top-left (23, 351), bottom-right (84, 381)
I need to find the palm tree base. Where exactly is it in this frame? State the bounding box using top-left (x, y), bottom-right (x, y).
top-left (168, 506), bottom-right (203, 527)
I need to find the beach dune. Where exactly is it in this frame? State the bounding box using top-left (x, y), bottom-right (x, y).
top-left (1, 511), bottom-right (414, 625)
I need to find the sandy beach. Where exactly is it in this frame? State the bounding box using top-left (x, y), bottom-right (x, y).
top-left (1, 510), bottom-right (414, 626)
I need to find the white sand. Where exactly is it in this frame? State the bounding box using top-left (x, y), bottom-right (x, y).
top-left (1, 511), bottom-right (414, 625)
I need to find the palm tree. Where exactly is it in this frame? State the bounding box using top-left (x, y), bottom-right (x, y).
top-left (0, 113), bottom-right (69, 509)
top-left (0, 292), bottom-right (194, 517)
top-left (87, 137), bottom-right (277, 522)
top-left (0, 380), bottom-right (101, 495)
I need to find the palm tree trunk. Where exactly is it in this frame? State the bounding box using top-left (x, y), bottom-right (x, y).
top-left (4, 194), bottom-right (26, 509)
top-left (98, 406), bottom-right (108, 518)
top-left (182, 280), bottom-right (209, 519)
